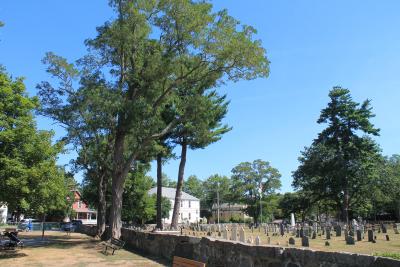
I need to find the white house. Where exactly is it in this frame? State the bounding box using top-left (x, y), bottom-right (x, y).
top-left (148, 187), bottom-right (200, 224)
top-left (0, 204), bottom-right (8, 224)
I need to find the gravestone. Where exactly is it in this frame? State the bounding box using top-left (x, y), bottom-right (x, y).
top-left (300, 228), bottom-right (304, 238)
top-left (346, 235), bottom-right (355, 245)
top-left (296, 229), bottom-right (300, 238)
top-left (231, 225), bottom-right (237, 241)
top-left (312, 231), bottom-right (316, 239)
top-left (280, 224), bottom-right (285, 236)
top-left (289, 237), bottom-right (295, 245)
top-left (386, 235), bottom-right (390, 241)
top-left (223, 227), bottom-right (228, 240)
top-left (356, 230), bottom-right (362, 241)
top-left (267, 236), bottom-right (271, 244)
top-left (336, 225), bottom-right (341, 237)
top-left (368, 230), bottom-right (374, 242)
top-left (382, 224), bottom-right (387, 234)
top-left (326, 229), bottom-right (331, 240)
top-left (301, 236), bottom-right (309, 247)
top-left (304, 228), bottom-right (309, 237)
top-left (255, 236), bottom-right (261, 245)
top-left (239, 227), bottom-right (245, 242)
top-left (325, 241), bottom-right (330, 246)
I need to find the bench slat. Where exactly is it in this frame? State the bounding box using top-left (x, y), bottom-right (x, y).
top-left (173, 256), bottom-right (205, 267)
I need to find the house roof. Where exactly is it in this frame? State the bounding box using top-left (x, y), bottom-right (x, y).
top-left (148, 187), bottom-right (199, 201)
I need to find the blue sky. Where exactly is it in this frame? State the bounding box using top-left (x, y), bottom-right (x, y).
top-left (1, 1), bottom-right (400, 192)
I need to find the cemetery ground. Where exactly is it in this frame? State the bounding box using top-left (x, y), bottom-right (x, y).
top-left (182, 226), bottom-right (400, 257)
top-left (0, 231), bottom-right (168, 267)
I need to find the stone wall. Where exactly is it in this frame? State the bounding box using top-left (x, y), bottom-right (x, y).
top-left (77, 225), bottom-right (400, 267)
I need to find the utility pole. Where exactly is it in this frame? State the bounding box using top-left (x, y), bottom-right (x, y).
top-left (259, 185), bottom-right (262, 226)
top-left (217, 181), bottom-right (220, 225)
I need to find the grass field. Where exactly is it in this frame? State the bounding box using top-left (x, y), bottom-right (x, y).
top-left (0, 231), bottom-right (168, 267)
top-left (183, 227), bottom-right (400, 256)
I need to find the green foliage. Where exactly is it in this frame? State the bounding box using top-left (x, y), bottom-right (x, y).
top-left (231, 159), bottom-right (281, 223)
top-left (0, 69), bottom-right (69, 216)
top-left (122, 163), bottom-right (155, 224)
top-left (183, 175), bottom-right (204, 199)
top-left (161, 173), bottom-right (177, 188)
top-left (203, 174), bottom-right (231, 211)
top-left (293, 87), bottom-right (381, 221)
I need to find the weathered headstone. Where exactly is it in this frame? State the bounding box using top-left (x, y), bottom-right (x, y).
top-left (239, 227), bottom-right (245, 243)
top-left (300, 228), bottom-right (304, 238)
top-left (368, 230), bottom-right (374, 242)
top-left (223, 227), bottom-right (228, 240)
top-left (356, 230), bottom-right (362, 241)
top-left (255, 236), bottom-right (261, 245)
top-left (386, 235), bottom-right (390, 241)
top-left (231, 225), bottom-right (237, 241)
top-left (326, 228), bottom-right (331, 240)
top-left (335, 225), bottom-right (342, 236)
top-left (289, 237), bottom-right (295, 245)
top-left (346, 235), bottom-right (355, 245)
top-left (301, 236), bottom-right (309, 247)
top-left (382, 224), bottom-right (387, 234)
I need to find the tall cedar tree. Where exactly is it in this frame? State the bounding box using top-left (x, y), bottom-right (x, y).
top-left (293, 87), bottom-right (380, 223)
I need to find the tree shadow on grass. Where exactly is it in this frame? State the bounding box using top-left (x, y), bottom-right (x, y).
top-left (0, 249), bottom-right (28, 259)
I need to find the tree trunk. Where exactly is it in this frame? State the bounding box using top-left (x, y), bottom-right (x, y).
top-left (97, 172), bottom-right (107, 238)
top-left (41, 214), bottom-right (46, 240)
top-left (156, 153), bottom-right (163, 230)
top-left (171, 141), bottom-right (187, 229)
top-left (109, 130), bottom-right (126, 239)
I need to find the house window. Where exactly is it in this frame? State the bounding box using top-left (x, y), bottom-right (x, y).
top-left (189, 201), bottom-right (191, 208)
top-left (77, 201), bottom-right (81, 208)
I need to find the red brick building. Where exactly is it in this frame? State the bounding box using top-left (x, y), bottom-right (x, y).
top-left (71, 190), bottom-right (97, 225)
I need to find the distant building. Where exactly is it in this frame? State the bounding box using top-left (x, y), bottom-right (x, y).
top-left (0, 203), bottom-right (7, 224)
top-left (71, 190), bottom-right (97, 225)
top-left (210, 203), bottom-right (251, 223)
top-left (148, 187), bottom-right (200, 224)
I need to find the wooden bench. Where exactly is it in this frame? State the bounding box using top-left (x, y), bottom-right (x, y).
top-left (102, 237), bottom-right (125, 255)
top-left (173, 256), bottom-right (205, 267)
